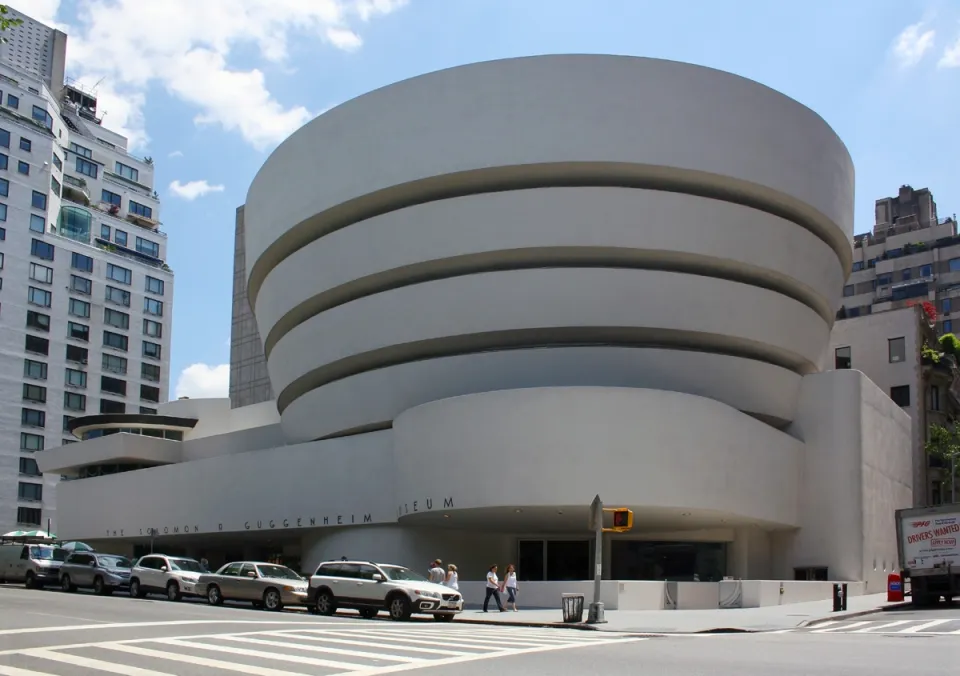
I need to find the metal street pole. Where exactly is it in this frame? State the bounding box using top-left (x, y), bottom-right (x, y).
top-left (952, 455), bottom-right (957, 504)
top-left (587, 495), bottom-right (606, 624)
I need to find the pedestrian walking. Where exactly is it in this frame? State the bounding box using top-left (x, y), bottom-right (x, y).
top-left (483, 564), bottom-right (506, 612)
top-left (428, 559), bottom-right (445, 584)
top-left (444, 564), bottom-right (459, 591)
top-left (503, 563), bottom-right (519, 611)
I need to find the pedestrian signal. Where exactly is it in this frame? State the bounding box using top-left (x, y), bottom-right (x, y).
top-left (609, 508), bottom-right (633, 533)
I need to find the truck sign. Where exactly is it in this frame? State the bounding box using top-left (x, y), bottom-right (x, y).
top-left (899, 511), bottom-right (960, 569)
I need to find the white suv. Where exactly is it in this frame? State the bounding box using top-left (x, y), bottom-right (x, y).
top-left (129, 554), bottom-right (206, 601)
top-left (309, 560), bottom-right (463, 621)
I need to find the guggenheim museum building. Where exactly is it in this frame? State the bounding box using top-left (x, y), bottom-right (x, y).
top-left (40, 55), bottom-right (913, 597)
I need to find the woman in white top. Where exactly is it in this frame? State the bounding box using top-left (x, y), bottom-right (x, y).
top-left (444, 564), bottom-right (459, 591)
top-left (503, 563), bottom-right (519, 611)
top-left (483, 564), bottom-right (506, 612)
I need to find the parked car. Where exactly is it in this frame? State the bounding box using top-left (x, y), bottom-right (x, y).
top-left (129, 554), bottom-right (206, 601)
top-left (308, 560), bottom-right (463, 621)
top-left (195, 561), bottom-right (308, 611)
top-left (59, 552), bottom-right (132, 595)
top-left (0, 543), bottom-right (67, 588)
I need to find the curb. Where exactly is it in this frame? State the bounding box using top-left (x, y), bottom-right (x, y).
top-left (451, 616), bottom-right (600, 631)
top-left (796, 605), bottom-right (894, 628)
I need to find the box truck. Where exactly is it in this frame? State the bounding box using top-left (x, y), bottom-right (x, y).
top-left (896, 504), bottom-right (960, 606)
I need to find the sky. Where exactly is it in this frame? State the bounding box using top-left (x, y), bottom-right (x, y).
top-left (18, 0), bottom-right (960, 401)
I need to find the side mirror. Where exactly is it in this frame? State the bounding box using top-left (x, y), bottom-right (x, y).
top-left (89, 561), bottom-right (97, 567)
top-left (372, 574), bottom-right (384, 582)
top-left (247, 571), bottom-right (257, 578)
top-left (160, 566), bottom-right (168, 572)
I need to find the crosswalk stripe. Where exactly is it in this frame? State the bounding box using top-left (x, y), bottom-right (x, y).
top-left (270, 630), bottom-right (471, 656)
top-left (812, 621), bottom-right (871, 633)
top-left (805, 621), bottom-right (837, 630)
top-left (155, 637), bottom-right (368, 670)
top-left (0, 665), bottom-right (58, 676)
top-left (900, 619), bottom-right (953, 633)
top-left (343, 627), bottom-right (572, 645)
top-left (851, 620), bottom-right (914, 633)
top-left (214, 635), bottom-right (425, 663)
top-left (101, 643), bottom-right (309, 676)
top-left (323, 628), bottom-right (559, 649)
top-left (435, 628), bottom-right (593, 641)
top-left (22, 648), bottom-right (176, 675)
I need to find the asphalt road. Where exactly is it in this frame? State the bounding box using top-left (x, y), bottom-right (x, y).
top-left (1, 584), bottom-right (957, 675)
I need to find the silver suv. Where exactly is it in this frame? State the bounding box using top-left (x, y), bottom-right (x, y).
top-left (129, 554), bottom-right (206, 601)
top-left (308, 560), bottom-right (463, 621)
top-left (59, 552), bottom-right (132, 595)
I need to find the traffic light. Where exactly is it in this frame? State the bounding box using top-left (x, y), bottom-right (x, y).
top-left (608, 508), bottom-right (633, 533)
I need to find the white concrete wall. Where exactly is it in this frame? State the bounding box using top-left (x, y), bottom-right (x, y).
top-left (160, 398), bottom-right (280, 440)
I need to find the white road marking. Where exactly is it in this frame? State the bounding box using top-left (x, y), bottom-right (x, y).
top-left (0, 665), bottom-right (58, 676)
top-left (341, 626), bottom-right (573, 645)
top-left (765, 629), bottom-right (796, 634)
top-left (215, 634), bottom-right (425, 663)
top-left (269, 630), bottom-right (471, 656)
top-left (900, 619), bottom-right (953, 633)
top-left (812, 621), bottom-right (871, 633)
top-left (22, 648), bottom-right (176, 675)
top-left (805, 621), bottom-right (837, 630)
top-left (851, 620), bottom-right (914, 633)
top-left (318, 628), bottom-right (554, 650)
top-left (155, 637), bottom-right (370, 671)
top-left (102, 643), bottom-right (309, 676)
top-left (0, 619), bottom-right (352, 637)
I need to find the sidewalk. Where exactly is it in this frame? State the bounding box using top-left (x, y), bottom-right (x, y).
top-left (453, 593), bottom-right (896, 633)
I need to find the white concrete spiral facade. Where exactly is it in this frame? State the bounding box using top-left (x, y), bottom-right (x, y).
top-left (244, 54), bottom-right (854, 443)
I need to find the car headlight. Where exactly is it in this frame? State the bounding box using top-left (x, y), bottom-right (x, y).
top-left (415, 590), bottom-right (441, 599)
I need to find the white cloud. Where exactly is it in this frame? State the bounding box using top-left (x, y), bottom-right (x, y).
top-left (175, 363), bottom-right (229, 399)
top-left (169, 179), bottom-right (226, 200)
top-left (892, 22), bottom-right (936, 68)
top-left (939, 34), bottom-right (960, 68)
top-left (168, 150), bottom-right (184, 158)
top-left (42, 0), bottom-right (408, 150)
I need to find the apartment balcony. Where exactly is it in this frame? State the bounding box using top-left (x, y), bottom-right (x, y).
top-left (126, 211), bottom-right (160, 230)
top-left (61, 175), bottom-right (91, 206)
top-left (94, 237), bottom-right (169, 271)
top-left (89, 201), bottom-right (167, 238)
top-left (103, 170), bottom-right (156, 200)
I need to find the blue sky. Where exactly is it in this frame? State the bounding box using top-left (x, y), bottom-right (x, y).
top-left (25, 0), bottom-right (960, 398)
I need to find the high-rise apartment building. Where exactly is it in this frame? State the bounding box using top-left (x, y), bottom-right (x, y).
top-left (0, 8), bottom-right (174, 535)
top-left (0, 6), bottom-right (66, 95)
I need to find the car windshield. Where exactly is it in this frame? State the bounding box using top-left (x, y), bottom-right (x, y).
top-left (169, 558), bottom-right (204, 573)
top-left (97, 555), bottom-right (131, 569)
top-left (256, 564), bottom-right (301, 580)
top-left (29, 546), bottom-right (66, 561)
top-left (380, 566), bottom-right (429, 582)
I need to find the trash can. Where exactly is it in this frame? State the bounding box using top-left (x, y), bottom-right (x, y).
top-left (561, 593), bottom-right (585, 623)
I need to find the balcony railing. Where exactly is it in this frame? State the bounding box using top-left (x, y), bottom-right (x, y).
top-left (89, 201), bottom-right (167, 238)
top-left (61, 175), bottom-right (91, 206)
top-left (103, 170), bottom-right (155, 199)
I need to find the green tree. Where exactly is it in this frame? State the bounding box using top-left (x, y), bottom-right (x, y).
top-left (925, 423), bottom-right (960, 503)
top-left (0, 5), bottom-right (22, 42)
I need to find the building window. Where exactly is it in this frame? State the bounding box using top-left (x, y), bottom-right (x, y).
top-left (51, 175), bottom-right (61, 196)
top-left (17, 160), bottom-right (29, 175)
top-left (877, 274), bottom-right (892, 286)
top-left (70, 142), bottom-right (92, 158)
top-left (0, 128), bottom-right (8, 147)
top-left (140, 407), bottom-right (158, 414)
top-left (115, 162), bottom-right (138, 182)
top-left (31, 190), bottom-right (46, 210)
top-left (0, 177), bottom-right (8, 196)
top-left (19, 457), bottom-right (40, 476)
top-left (67, 321), bottom-right (89, 342)
top-left (23, 359), bottom-right (47, 380)
top-left (143, 318), bottom-right (162, 338)
top-left (115, 229), bottom-right (127, 247)
top-left (106, 263), bottom-right (132, 285)
top-left (0, 204), bottom-right (5, 222)
top-left (889, 337), bottom-right (906, 363)
top-left (136, 237), bottom-right (159, 258)
top-left (129, 201), bottom-right (152, 219)
top-left (25, 335), bottom-right (49, 355)
top-left (63, 391), bottom-right (86, 412)
top-left (142, 341), bottom-right (162, 360)
top-left (52, 152), bottom-right (62, 170)
top-left (19, 137), bottom-right (31, 152)
top-left (68, 298), bottom-right (91, 318)
top-left (140, 384), bottom-right (160, 403)
top-left (950, 259), bottom-right (960, 273)
top-left (101, 376), bottom-right (127, 397)
top-left (26, 311), bottom-right (50, 332)
top-left (104, 308), bottom-right (129, 330)
top-left (29, 214), bottom-right (45, 232)
top-left (843, 284), bottom-right (854, 297)
top-left (929, 385), bottom-right (941, 412)
top-left (6, 93), bottom-right (19, 109)
top-left (31, 238), bottom-right (54, 260)
top-left (70, 275), bottom-right (92, 295)
top-left (18, 483), bottom-right (43, 503)
top-left (71, 252), bottom-right (93, 272)
top-left (17, 506), bottom-right (42, 526)
top-left (28, 286), bottom-right (52, 308)
top-left (835, 346), bottom-right (851, 369)
top-left (145, 276), bottom-right (164, 295)
top-left (100, 399), bottom-right (125, 414)
top-left (65, 344), bottom-right (88, 363)
top-left (100, 223), bottom-right (111, 239)
top-left (144, 297), bottom-right (163, 316)
top-left (141, 362), bottom-right (160, 382)
top-left (105, 285), bottom-right (131, 306)
top-left (65, 368), bottom-right (87, 388)
top-left (102, 353), bottom-right (127, 375)
top-left (852, 261), bottom-right (863, 272)
top-left (101, 188), bottom-right (121, 206)
top-left (76, 157), bottom-right (98, 178)
top-left (0, 153), bottom-right (7, 170)
top-left (944, 298), bottom-right (953, 314)
top-left (902, 268), bottom-right (912, 281)
top-left (20, 432), bottom-right (44, 452)
top-left (921, 264), bottom-right (933, 277)
top-left (63, 415), bottom-right (75, 432)
top-left (21, 408), bottom-right (45, 427)
top-left (29, 262), bottom-right (53, 284)
top-left (945, 320), bottom-right (953, 334)
top-left (890, 385), bottom-right (910, 407)
top-left (32, 105), bottom-right (53, 130)
top-left (104, 331), bottom-right (128, 351)
top-left (22, 383), bottom-right (46, 403)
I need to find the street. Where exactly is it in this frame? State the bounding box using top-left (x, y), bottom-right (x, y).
top-left (1, 585), bottom-right (958, 675)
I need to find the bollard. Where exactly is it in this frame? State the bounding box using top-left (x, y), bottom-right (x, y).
top-left (832, 583), bottom-right (848, 612)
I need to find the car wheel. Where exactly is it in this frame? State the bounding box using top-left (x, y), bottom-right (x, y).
top-left (24, 572), bottom-right (36, 589)
top-left (129, 579), bottom-right (144, 598)
top-left (388, 595), bottom-right (412, 621)
top-left (433, 613), bottom-right (454, 622)
top-left (315, 590), bottom-right (337, 616)
top-left (61, 575), bottom-right (76, 593)
top-left (166, 581), bottom-right (181, 602)
top-left (207, 585), bottom-right (223, 606)
top-left (93, 576), bottom-right (106, 595)
top-left (262, 588), bottom-right (283, 612)
top-left (359, 608), bottom-right (378, 619)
